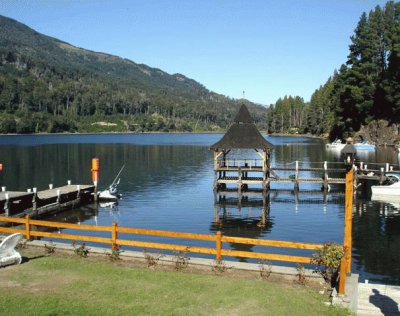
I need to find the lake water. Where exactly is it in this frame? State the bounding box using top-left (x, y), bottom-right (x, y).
top-left (1, 133), bottom-right (400, 284)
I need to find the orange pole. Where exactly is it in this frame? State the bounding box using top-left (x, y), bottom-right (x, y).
top-left (112, 221), bottom-right (118, 250)
top-left (91, 158), bottom-right (99, 201)
top-left (91, 158), bottom-right (100, 183)
top-left (25, 215), bottom-right (31, 240)
top-left (216, 231), bottom-right (222, 262)
top-left (339, 167), bottom-right (354, 295)
top-left (344, 168), bottom-right (353, 273)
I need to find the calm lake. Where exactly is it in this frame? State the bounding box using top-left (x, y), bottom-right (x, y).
top-left (1, 133), bottom-right (400, 284)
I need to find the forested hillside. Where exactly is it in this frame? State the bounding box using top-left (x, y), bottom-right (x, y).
top-left (0, 15), bottom-right (267, 134)
top-left (266, 1), bottom-right (400, 140)
top-left (307, 1), bottom-right (400, 139)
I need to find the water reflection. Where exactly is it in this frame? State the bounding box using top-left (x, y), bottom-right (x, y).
top-left (0, 143), bottom-right (212, 194)
top-left (353, 198), bottom-right (400, 284)
top-left (211, 195), bottom-right (272, 262)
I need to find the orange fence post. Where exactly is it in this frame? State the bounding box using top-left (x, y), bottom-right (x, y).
top-left (338, 255), bottom-right (347, 295)
top-left (112, 221), bottom-right (118, 250)
top-left (216, 231), bottom-right (222, 262)
top-left (338, 166), bottom-right (354, 295)
top-left (25, 215), bottom-right (31, 240)
top-left (344, 168), bottom-right (353, 274)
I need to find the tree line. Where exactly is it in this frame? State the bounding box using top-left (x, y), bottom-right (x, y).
top-left (266, 1), bottom-right (400, 139)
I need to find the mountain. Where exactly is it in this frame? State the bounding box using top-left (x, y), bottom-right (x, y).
top-left (0, 15), bottom-right (267, 134)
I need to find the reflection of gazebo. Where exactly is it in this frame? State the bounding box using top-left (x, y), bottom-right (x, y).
top-left (210, 202), bottom-right (273, 262)
top-left (209, 104), bottom-right (274, 194)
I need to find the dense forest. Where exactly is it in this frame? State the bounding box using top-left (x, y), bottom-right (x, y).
top-left (1, 2), bottom-right (399, 137)
top-left (266, 1), bottom-right (400, 140)
top-left (0, 15), bottom-right (267, 134)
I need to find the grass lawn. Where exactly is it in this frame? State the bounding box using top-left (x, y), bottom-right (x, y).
top-left (0, 247), bottom-right (352, 316)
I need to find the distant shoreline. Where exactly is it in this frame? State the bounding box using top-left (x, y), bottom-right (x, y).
top-left (0, 131), bottom-right (324, 140)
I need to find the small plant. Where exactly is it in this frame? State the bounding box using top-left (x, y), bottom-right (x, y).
top-left (72, 242), bottom-right (90, 258)
top-left (211, 260), bottom-right (231, 275)
top-left (173, 249), bottom-right (190, 271)
top-left (311, 242), bottom-right (345, 286)
top-left (259, 260), bottom-right (272, 280)
top-left (44, 241), bottom-right (56, 254)
top-left (107, 245), bottom-right (122, 261)
top-left (296, 263), bottom-right (306, 285)
top-left (143, 249), bottom-right (164, 268)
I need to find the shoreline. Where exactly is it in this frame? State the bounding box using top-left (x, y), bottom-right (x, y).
top-left (0, 131), bottom-right (324, 140)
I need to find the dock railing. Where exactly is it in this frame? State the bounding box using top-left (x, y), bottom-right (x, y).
top-left (0, 215), bottom-right (322, 264)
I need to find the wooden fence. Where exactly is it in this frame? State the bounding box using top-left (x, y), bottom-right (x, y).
top-left (0, 215), bottom-right (322, 264)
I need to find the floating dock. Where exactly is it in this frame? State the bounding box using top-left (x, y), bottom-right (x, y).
top-left (0, 184), bottom-right (95, 218)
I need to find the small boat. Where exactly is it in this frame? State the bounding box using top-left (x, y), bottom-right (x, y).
top-left (98, 165), bottom-right (124, 201)
top-left (354, 141), bottom-right (375, 151)
top-left (371, 173), bottom-right (400, 197)
top-left (326, 139), bottom-right (345, 151)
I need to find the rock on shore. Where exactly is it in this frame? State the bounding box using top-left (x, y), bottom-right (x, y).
top-left (356, 120), bottom-right (400, 146)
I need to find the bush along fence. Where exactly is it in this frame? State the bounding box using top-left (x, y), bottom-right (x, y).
top-left (0, 214), bottom-right (351, 294)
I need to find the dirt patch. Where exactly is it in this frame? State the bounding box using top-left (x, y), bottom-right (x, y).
top-left (91, 121), bottom-right (117, 126)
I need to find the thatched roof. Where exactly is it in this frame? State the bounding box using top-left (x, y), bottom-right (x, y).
top-left (210, 105), bottom-right (273, 151)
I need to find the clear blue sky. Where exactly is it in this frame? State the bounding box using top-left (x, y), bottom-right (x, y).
top-left (0, 0), bottom-right (389, 105)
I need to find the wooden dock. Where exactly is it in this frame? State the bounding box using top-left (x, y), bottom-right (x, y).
top-left (0, 184), bottom-right (95, 218)
top-left (213, 159), bottom-right (399, 195)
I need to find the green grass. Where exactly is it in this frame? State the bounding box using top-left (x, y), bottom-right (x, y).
top-left (0, 251), bottom-right (351, 316)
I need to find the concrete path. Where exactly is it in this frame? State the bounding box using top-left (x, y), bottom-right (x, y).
top-left (358, 282), bottom-right (400, 316)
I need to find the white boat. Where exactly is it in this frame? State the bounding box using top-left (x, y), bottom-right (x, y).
top-left (371, 173), bottom-right (400, 197)
top-left (98, 165), bottom-right (124, 202)
top-left (326, 139), bottom-right (345, 151)
top-left (354, 141), bottom-right (375, 151)
top-left (98, 188), bottom-right (120, 201)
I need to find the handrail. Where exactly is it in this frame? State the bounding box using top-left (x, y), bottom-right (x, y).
top-left (0, 215), bottom-right (322, 266)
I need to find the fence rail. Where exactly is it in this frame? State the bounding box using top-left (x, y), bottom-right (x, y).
top-left (0, 215), bottom-right (322, 264)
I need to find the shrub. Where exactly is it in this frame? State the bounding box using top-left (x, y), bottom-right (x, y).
top-left (311, 242), bottom-right (345, 286)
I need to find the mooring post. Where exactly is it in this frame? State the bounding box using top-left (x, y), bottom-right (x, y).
top-left (238, 167), bottom-right (242, 195)
top-left (49, 184), bottom-right (53, 189)
top-left (294, 161), bottom-right (299, 192)
top-left (323, 161), bottom-right (328, 191)
top-left (4, 193), bottom-right (9, 217)
top-left (92, 158), bottom-right (100, 202)
top-left (77, 185), bottom-right (81, 199)
top-left (1, 186), bottom-right (5, 192)
top-left (380, 168), bottom-right (384, 184)
top-left (32, 187), bottom-right (37, 211)
top-left (386, 163), bottom-right (389, 172)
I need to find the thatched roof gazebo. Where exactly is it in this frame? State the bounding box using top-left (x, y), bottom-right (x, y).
top-left (210, 104), bottom-right (274, 194)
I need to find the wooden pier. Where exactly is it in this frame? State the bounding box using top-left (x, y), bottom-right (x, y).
top-left (212, 158), bottom-right (400, 196)
top-left (0, 184), bottom-right (95, 218)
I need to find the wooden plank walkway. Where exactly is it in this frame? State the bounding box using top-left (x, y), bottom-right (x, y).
top-left (37, 185), bottom-right (94, 200)
top-left (0, 184), bottom-right (95, 217)
top-left (358, 282), bottom-right (400, 316)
